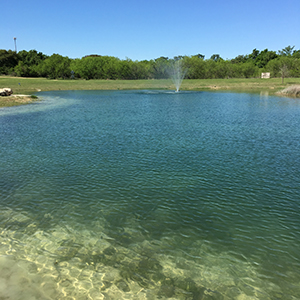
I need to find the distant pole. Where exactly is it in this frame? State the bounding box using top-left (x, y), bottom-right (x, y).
top-left (14, 37), bottom-right (17, 53)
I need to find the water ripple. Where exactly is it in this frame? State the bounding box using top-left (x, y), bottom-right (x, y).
top-left (0, 90), bottom-right (300, 299)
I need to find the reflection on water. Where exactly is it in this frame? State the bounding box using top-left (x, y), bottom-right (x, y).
top-left (0, 90), bottom-right (300, 299)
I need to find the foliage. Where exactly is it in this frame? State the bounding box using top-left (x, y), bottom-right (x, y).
top-left (278, 45), bottom-right (295, 56)
top-left (185, 56), bottom-right (206, 79)
top-left (0, 46), bottom-right (300, 80)
top-left (153, 57), bottom-right (170, 79)
top-left (18, 50), bottom-right (48, 66)
top-left (35, 54), bottom-right (71, 79)
top-left (231, 55), bottom-right (248, 64)
top-left (15, 50), bottom-right (48, 77)
top-left (279, 65), bottom-right (289, 83)
top-left (265, 57), bottom-right (300, 78)
top-left (293, 50), bottom-right (300, 59)
top-left (0, 50), bottom-right (19, 74)
top-left (254, 49), bottom-right (278, 68)
top-left (210, 54), bottom-right (222, 62)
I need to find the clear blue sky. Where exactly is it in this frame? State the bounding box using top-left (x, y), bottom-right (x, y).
top-left (2, 0), bottom-right (299, 61)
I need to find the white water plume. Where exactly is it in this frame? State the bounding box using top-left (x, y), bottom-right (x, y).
top-left (170, 59), bottom-right (187, 92)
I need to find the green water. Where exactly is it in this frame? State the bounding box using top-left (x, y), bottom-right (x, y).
top-left (0, 90), bottom-right (299, 299)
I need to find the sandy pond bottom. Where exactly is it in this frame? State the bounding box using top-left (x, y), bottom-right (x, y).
top-left (0, 208), bottom-right (284, 300)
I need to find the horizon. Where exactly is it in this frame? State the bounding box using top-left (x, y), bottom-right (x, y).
top-left (2, 46), bottom-right (297, 62)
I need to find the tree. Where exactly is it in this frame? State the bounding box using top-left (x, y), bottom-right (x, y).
top-left (174, 55), bottom-right (184, 61)
top-left (265, 56), bottom-right (299, 78)
top-left (210, 54), bottom-right (222, 62)
top-left (70, 57), bottom-right (97, 79)
top-left (153, 57), bottom-right (169, 79)
top-left (18, 50), bottom-right (48, 66)
top-left (254, 49), bottom-right (277, 68)
top-left (15, 50), bottom-right (48, 76)
top-left (292, 50), bottom-right (300, 59)
top-left (92, 56), bottom-right (120, 79)
top-left (193, 54), bottom-right (205, 59)
top-left (184, 56), bottom-right (205, 79)
top-left (278, 45), bottom-right (295, 56)
top-left (137, 60), bottom-right (155, 79)
top-left (35, 54), bottom-right (71, 79)
top-left (249, 49), bottom-right (260, 60)
top-left (14, 61), bottom-right (31, 77)
top-left (231, 55), bottom-right (248, 64)
top-left (280, 64), bottom-right (289, 84)
top-left (0, 50), bottom-right (19, 74)
top-left (241, 62), bottom-right (258, 78)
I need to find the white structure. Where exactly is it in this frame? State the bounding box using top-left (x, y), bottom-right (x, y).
top-left (261, 72), bottom-right (270, 79)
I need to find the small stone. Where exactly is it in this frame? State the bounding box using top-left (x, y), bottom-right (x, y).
top-left (116, 279), bottom-right (130, 292)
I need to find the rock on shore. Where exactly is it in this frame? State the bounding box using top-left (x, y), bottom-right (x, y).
top-left (277, 85), bottom-right (300, 97)
top-left (0, 88), bottom-right (13, 96)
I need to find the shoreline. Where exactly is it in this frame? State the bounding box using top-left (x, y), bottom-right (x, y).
top-left (1, 77), bottom-right (300, 107)
top-left (0, 94), bottom-right (39, 107)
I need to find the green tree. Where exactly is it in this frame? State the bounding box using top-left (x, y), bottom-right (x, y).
top-left (214, 60), bottom-right (228, 78)
top-left (210, 54), bottom-right (222, 62)
top-left (153, 57), bottom-right (169, 79)
top-left (118, 59), bottom-right (133, 79)
top-left (193, 54), bottom-right (205, 59)
top-left (278, 45), bottom-right (295, 56)
top-left (35, 54), bottom-right (71, 79)
top-left (136, 60), bottom-right (155, 79)
top-left (18, 50), bottom-right (48, 66)
top-left (205, 60), bottom-right (218, 78)
top-left (231, 55), bottom-right (248, 64)
top-left (15, 50), bottom-right (48, 76)
top-left (70, 57), bottom-right (96, 79)
top-left (185, 56), bottom-right (206, 79)
top-left (280, 64), bottom-right (289, 83)
top-left (265, 56), bottom-right (299, 78)
top-left (0, 50), bottom-right (19, 74)
top-left (292, 50), bottom-right (300, 59)
top-left (14, 61), bottom-right (31, 77)
top-left (241, 62), bottom-right (258, 78)
top-left (254, 49), bottom-right (277, 68)
top-left (249, 48), bottom-right (260, 61)
top-left (101, 56), bottom-right (121, 79)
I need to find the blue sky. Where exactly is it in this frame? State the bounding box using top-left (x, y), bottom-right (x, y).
top-left (2, 0), bottom-right (299, 61)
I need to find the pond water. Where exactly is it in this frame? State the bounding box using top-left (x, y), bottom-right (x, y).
top-left (0, 90), bottom-right (299, 299)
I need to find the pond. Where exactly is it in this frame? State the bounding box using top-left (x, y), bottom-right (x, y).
top-left (0, 90), bottom-right (299, 299)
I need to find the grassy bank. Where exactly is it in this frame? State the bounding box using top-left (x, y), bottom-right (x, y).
top-left (276, 85), bottom-right (300, 97)
top-left (1, 76), bottom-right (300, 107)
top-left (0, 95), bottom-right (39, 108)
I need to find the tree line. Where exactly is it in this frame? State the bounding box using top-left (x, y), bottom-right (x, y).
top-left (0, 46), bottom-right (299, 80)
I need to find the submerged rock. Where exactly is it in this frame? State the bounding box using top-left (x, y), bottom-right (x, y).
top-left (116, 279), bottom-right (130, 292)
top-left (158, 284), bottom-right (175, 298)
top-left (175, 277), bottom-right (198, 293)
top-left (103, 246), bottom-right (117, 256)
top-left (193, 287), bottom-right (224, 300)
top-left (158, 277), bottom-right (175, 298)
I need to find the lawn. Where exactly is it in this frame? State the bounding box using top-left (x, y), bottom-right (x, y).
top-left (1, 76), bottom-right (300, 107)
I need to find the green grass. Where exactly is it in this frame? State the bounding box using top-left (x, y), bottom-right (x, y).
top-left (0, 95), bottom-right (39, 107)
top-left (0, 77), bottom-right (175, 94)
top-left (1, 76), bottom-right (300, 107)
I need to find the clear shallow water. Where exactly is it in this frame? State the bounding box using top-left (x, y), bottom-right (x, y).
top-left (0, 90), bottom-right (299, 299)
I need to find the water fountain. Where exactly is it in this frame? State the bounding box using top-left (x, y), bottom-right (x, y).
top-left (170, 59), bottom-right (187, 92)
